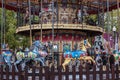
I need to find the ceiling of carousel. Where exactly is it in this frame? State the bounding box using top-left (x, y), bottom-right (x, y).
top-left (0, 0), bottom-right (120, 14)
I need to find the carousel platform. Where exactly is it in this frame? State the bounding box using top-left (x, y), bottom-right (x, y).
top-left (16, 23), bottom-right (104, 36)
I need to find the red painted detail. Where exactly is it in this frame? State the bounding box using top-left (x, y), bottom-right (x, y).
top-left (69, 54), bottom-right (72, 58)
top-left (65, 54), bottom-right (68, 58)
top-left (42, 35), bottom-right (48, 42)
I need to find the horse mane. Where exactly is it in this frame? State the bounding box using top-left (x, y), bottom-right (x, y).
top-left (79, 39), bottom-right (91, 52)
top-left (79, 40), bottom-right (87, 51)
top-left (85, 39), bottom-right (91, 49)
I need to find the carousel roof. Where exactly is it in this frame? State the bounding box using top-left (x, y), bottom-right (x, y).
top-left (0, 0), bottom-right (120, 14)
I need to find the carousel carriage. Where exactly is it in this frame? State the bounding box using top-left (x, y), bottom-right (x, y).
top-left (62, 39), bottom-right (95, 71)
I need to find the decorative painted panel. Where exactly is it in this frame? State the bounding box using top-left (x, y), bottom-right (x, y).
top-left (53, 44), bottom-right (59, 52)
top-left (62, 41), bottom-right (72, 52)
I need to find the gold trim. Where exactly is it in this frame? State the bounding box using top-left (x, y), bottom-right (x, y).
top-left (16, 24), bottom-right (104, 33)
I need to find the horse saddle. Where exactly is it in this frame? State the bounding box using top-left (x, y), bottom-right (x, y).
top-left (71, 50), bottom-right (85, 58)
top-left (28, 52), bottom-right (37, 58)
top-left (64, 50), bottom-right (85, 58)
top-left (2, 50), bottom-right (12, 57)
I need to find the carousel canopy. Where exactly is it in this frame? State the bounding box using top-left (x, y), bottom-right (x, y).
top-left (0, 0), bottom-right (120, 14)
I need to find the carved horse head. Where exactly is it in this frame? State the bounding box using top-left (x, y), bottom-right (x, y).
top-left (1, 49), bottom-right (13, 71)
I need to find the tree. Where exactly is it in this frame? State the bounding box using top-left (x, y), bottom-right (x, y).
top-left (0, 9), bottom-right (30, 50)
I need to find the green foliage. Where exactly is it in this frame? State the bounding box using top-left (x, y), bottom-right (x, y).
top-left (88, 14), bottom-right (97, 22)
top-left (104, 10), bottom-right (120, 32)
top-left (0, 8), bottom-right (30, 50)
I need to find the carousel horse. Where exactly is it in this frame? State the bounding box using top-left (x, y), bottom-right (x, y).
top-left (14, 49), bottom-right (26, 71)
top-left (62, 39), bottom-right (95, 71)
top-left (112, 50), bottom-right (120, 65)
top-left (1, 44), bottom-right (14, 71)
top-left (95, 50), bottom-right (111, 70)
top-left (43, 42), bottom-right (57, 65)
top-left (14, 40), bottom-right (48, 71)
top-left (95, 54), bottom-right (103, 69)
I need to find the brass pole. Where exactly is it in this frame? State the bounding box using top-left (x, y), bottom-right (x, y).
top-left (102, 0), bottom-right (105, 31)
top-left (3, 0), bottom-right (6, 45)
top-left (117, 0), bottom-right (119, 28)
top-left (40, 0), bottom-right (43, 42)
top-left (28, 0), bottom-right (32, 46)
top-left (52, 2), bottom-right (54, 43)
top-left (117, 0), bottom-right (119, 46)
top-left (1, 0), bottom-right (4, 50)
top-left (106, 0), bottom-right (110, 42)
top-left (51, 0), bottom-right (55, 65)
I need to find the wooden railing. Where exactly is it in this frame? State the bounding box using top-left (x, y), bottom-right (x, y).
top-left (0, 64), bottom-right (120, 80)
top-left (16, 23), bottom-right (104, 33)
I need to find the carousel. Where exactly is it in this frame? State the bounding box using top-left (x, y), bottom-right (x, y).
top-left (0, 0), bottom-right (120, 67)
